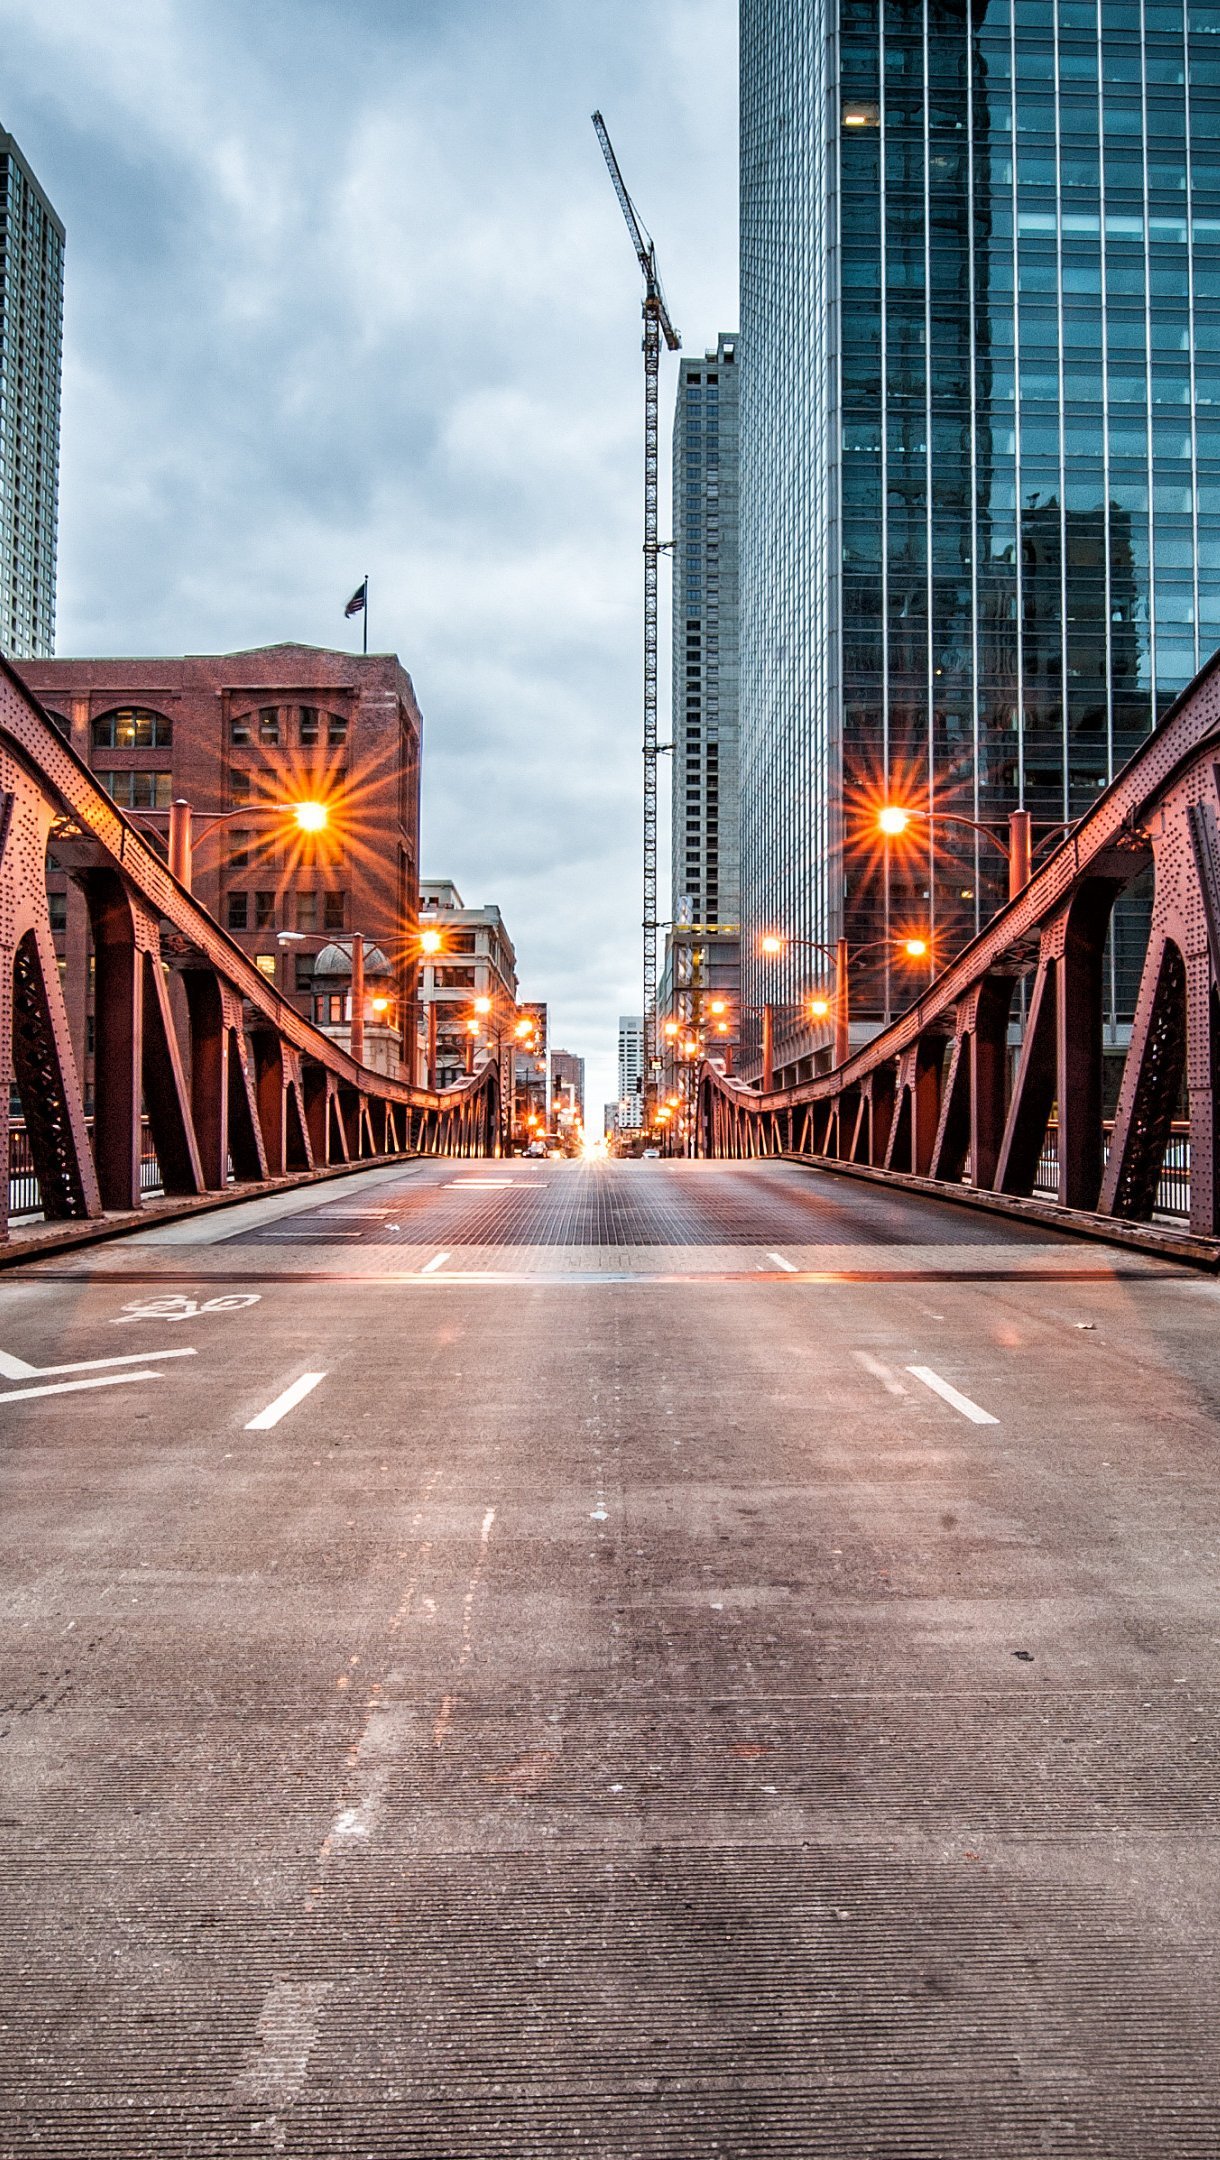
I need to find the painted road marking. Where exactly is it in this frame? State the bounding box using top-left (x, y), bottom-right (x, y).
top-left (113, 1294), bottom-right (259, 1325)
top-left (767, 1252), bottom-right (798, 1272)
top-left (0, 1369), bottom-right (163, 1403)
top-left (0, 1346), bottom-right (199, 1380)
top-left (419, 1251), bottom-right (450, 1274)
top-left (448, 1179), bottom-right (517, 1187)
top-left (245, 1373), bottom-right (327, 1430)
top-left (906, 1365), bottom-right (998, 1425)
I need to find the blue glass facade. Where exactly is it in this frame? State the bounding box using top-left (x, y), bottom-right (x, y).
top-left (741, 0), bottom-right (1220, 1039)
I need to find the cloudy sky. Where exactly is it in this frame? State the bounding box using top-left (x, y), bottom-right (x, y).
top-left (1, 0), bottom-right (738, 1117)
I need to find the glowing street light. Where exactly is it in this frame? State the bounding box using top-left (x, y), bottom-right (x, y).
top-left (419, 925), bottom-right (443, 957)
top-left (166, 794), bottom-right (331, 893)
top-left (902, 936), bottom-right (930, 961)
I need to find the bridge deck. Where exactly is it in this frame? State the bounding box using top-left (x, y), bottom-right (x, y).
top-left (1, 1160), bottom-right (1217, 2156)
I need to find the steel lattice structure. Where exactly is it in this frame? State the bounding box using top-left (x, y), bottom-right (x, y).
top-left (698, 649), bottom-right (1220, 1255)
top-left (0, 659), bottom-right (498, 1243)
top-left (592, 112), bottom-right (680, 1101)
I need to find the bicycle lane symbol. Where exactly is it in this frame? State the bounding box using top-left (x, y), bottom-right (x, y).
top-left (112, 1294), bottom-right (263, 1325)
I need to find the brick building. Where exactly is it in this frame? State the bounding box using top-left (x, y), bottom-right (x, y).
top-left (17, 644), bottom-right (422, 1095)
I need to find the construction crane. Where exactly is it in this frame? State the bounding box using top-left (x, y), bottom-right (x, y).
top-left (591, 110), bottom-right (680, 1113)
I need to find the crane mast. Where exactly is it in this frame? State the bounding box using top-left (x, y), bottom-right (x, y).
top-left (591, 111), bottom-right (680, 1117)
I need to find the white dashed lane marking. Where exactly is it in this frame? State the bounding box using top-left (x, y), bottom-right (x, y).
top-left (245, 1373), bottom-right (327, 1431)
top-left (906, 1365), bottom-right (998, 1425)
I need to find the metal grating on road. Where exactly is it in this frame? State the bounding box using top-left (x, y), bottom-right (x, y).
top-left (228, 1162), bottom-right (1069, 1249)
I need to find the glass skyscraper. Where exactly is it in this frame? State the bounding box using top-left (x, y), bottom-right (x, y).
top-left (0, 128), bottom-right (64, 660)
top-left (740, 0), bottom-right (1220, 1061)
top-left (667, 332), bottom-right (742, 1043)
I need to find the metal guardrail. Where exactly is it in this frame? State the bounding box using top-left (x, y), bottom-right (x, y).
top-left (9, 1119), bottom-right (162, 1220)
top-left (1034, 1123), bottom-right (1190, 1219)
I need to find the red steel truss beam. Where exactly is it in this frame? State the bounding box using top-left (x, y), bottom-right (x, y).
top-left (699, 649), bottom-right (1220, 1243)
top-left (0, 658), bottom-right (499, 1240)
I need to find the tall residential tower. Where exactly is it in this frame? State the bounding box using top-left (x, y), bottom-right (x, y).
top-left (0, 129), bottom-right (63, 659)
top-left (740, 0), bottom-right (1220, 1073)
top-left (668, 333), bottom-right (742, 1051)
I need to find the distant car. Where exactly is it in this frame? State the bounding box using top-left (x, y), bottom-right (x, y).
top-left (525, 1140), bottom-right (547, 1157)
top-left (642, 1146), bottom-right (660, 1159)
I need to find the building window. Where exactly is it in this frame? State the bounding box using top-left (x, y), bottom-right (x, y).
top-left (255, 953), bottom-right (277, 978)
top-left (254, 891), bottom-right (275, 930)
top-left (48, 890), bottom-right (67, 933)
top-left (227, 891), bottom-right (248, 932)
top-left (296, 889), bottom-right (318, 932)
top-left (46, 710), bottom-right (70, 738)
top-left (97, 770), bottom-right (173, 809)
top-left (328, 712), bottom-right (348, 745)
top-left (324, 890), bottom-right (347, 932)
top-left (230, 768), bottom-right (251, 801)
top-left (436, 965), bottom-right (476, 987)
top-left (230, 829), bottom-right (250, 869)
top-left (92, 706), bottom-right (172, 749)
top-left (258, 707), bottom-right (280, 745)
top-left (294, 954), bottom-right (316, 993)
top-left (299, 705), bottom-right (320, 745)
top-left (229, 713), bottom-right (253, 745)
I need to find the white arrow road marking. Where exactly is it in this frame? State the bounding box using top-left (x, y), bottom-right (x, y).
top-left (767, 1252), bottom-right (798, 1272)
top-left (906, 1365), bottom-right (998, 1425)
top-left (0, 1370), bottom-right (164, 1403)
top-left (0, 1348), bottom-right (197, 1380)
top-left (419, 1251), bottom-right (450, 1275)
top-left (246, 1372), bottom-right (327, 1430)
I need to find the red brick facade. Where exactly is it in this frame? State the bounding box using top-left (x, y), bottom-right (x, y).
top-left (17, 644), bottom-right (422, 1095)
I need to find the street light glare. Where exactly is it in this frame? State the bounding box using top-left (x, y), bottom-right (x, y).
top-left (759, 933), bottom-right (784, 956)
top-left (419, 927), bottom-right (443, 955)
top-left (903, 936), bottom-right (930, 959)
top-left (474, 995), bottom-right (493, 1015)
top-left (878, 805), bottom-right (910, 837)
top-left (809, 996), bottom-right (831, 1019)
top-left (293, 799), bottom-right (328, 833)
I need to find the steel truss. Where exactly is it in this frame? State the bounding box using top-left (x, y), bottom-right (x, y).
top-left (0, 659), bottom-right (499, 1244)
top-left (699, 649), bottom-right (1220, 1247)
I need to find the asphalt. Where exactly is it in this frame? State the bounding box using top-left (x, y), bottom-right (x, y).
top-left (2, 1156), bottom-right (1219, 2157)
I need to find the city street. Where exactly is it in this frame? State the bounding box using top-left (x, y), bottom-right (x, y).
top-left (2, 1156), bottom-right (1220, 2156)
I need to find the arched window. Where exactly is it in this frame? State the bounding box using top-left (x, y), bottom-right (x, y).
top-left (91, 706), bottom-right (173, 750)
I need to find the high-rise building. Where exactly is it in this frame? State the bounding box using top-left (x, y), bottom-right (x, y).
top-left (667, 333), bottom-right (742, 1053)
top-left (550, 1049), bottom-right (586, 1124)
top-left (617, 1014), bottom-right (645, 1130)
top-left (0, 130), bottom-right (64, 660)
top-left (740, 0), bottom-right (1220, 1078)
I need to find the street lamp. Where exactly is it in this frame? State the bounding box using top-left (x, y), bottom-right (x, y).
top-left (166, 795), bottom-right (329, 892)
top-left (756, 929), bottom-right (930, 1087)
top-left (877, 801), bottom-right (1035, 904)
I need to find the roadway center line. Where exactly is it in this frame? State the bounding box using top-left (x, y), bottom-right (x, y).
top-left (419, 1251), bottom-right (451, 1274)
top-left (0, 1347), bottom-right (197, 1381)
top-left (766, 1252), bottom-right (798, 1272)
top-left (906, 1365), bottom-right (998, 1425)
top-left (0, 1370), bottom-right (163, 1404)
top-left (245, 1372), bottom-right (327, 1430)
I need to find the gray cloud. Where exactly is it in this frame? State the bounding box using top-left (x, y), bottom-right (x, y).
top-left (0, 0), bottom-right (737, 1117)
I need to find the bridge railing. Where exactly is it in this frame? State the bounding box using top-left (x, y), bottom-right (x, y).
top-left (699, 647), bottom-right (1220, 1248)
top-left (0, 658), bottom-right (498, 1243)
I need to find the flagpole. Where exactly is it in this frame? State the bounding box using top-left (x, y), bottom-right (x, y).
top-left (363, 574), bottom-right (368, 657)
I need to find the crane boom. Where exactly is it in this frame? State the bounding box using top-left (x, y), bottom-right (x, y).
top-left (592, 109), bottom-right (681, 1122)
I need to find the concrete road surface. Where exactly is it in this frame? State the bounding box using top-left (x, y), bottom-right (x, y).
top-left (2, 1156), bottom-right (1219, 2157)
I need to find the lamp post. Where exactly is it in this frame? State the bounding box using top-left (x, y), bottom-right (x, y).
top-left (165, 794), bottom-right (329, 894)
top-left (419, 923), bottom-right (443, 1090)
top-left (878, 802), bottom-right (1045, 905)
top-left (757, 929), bottom-right (930, 1082)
